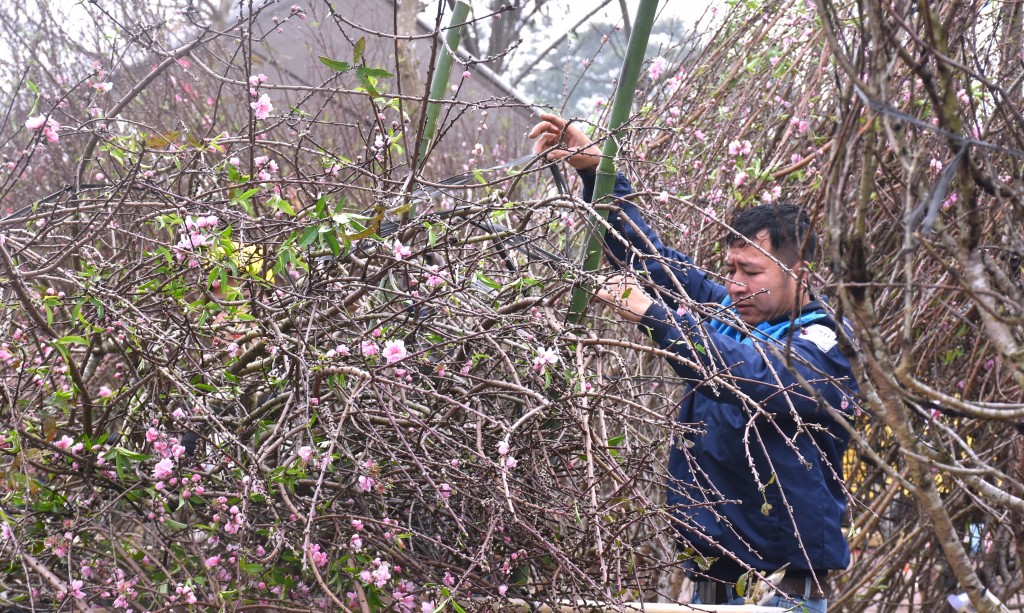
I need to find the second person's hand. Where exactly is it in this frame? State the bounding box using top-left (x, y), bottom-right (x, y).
top-left (595, 275), bottom-right (653, 323)
top-left (527, 113), bottom-right (601, 172)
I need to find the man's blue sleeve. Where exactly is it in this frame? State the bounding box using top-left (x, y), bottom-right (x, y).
top-left (638, 302), bottom-right (858, 418)
top-left (577, 169), bottom-right (726, 307)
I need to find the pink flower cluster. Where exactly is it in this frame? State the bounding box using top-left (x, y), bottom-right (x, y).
top-left (251, 94), bottom-right (273, 120)
top-left (761, 185), bottom-right (783, 203)
top-left (391, 579), bottom-right (418, 611)
top-left (359, 558), bottom-right (392, 587)
top-left (254, 155), bottom-right (278, 182)
top-left (325, 344), bottom-right (351, 359)
top-left (175, 584), bottom-right (198, 604)
top-left (392, 239), bottom-right (412, 260)
top-left (186, 215), bottom-right (219, 231)
top-left (54, 435), bottom-right (84, 454)
top-left (248, 73), bottom-right (272, 119)
top-left (382, 339), bottom-right (408, 364)
top-left (360, 340), bottom-right (378, 357)
top-left (146, 426), bottom-right (190, 487)
top-left (25, 114), bottom-right (60, 143)
top-left (728, 140), bottom-right (752, 156)
top-left (153, 457), bottom-right (175, 480)
top-left (424, 265), bottom-right (445, 288)
top-left (497, 441), bottom-right (517, 469)
top-left (532, 346), bottom-right (559, 375)
top-left (308, 543), bottom-right (329, 567)
top-left (648, 56), bottom-right (668, 80)
top-left (174, 214), bottom-right (220, 264)
top-left (358, 459), bottom-right (378, 492)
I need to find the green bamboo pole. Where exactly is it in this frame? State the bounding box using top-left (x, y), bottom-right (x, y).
top-left (405, 1), bottom-right (471, 219)
top-left (416, 1), bottom-right (472, 170)
top-left (567, 0), bottom-right (660, 324)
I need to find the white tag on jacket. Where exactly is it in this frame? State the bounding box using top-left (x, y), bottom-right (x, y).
top-left (799, 324), bottom-right (838, 352)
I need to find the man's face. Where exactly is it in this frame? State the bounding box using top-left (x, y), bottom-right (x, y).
top-left (723, 230), bottom-right (808, 325)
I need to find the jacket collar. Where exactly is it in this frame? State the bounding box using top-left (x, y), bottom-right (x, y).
top-left (710, 297), bottom-right (832, 344)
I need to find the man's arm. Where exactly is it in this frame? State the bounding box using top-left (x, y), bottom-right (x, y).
top-left (640, 301), bottom-right (857, 418)
top-left (577, 168), bottom-right (726, 306)
top-left (596, 277), bottom-right (856, 418)
top-left (528, 112), bottom-right (725, 307)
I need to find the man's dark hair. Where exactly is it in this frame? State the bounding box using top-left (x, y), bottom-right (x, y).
top-left (727, 203), bottom-right (816, 266)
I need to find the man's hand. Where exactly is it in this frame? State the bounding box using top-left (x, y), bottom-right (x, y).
top-left (596, 275), bottom-right (654, 323)
top-left (528, 113), bottom-right (602, 172)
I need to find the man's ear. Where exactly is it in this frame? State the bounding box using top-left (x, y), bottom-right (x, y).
top-left (797, 260), bottom-right (815, 279)
top-left (786, 260), bottom-right (811, 281)
top-left (796, 261), bottom-right (817, 295)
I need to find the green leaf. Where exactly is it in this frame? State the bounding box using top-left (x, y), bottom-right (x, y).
top-left (234, 187), bottom-right (260, 202)
top-left (474, 272), bottom-right (501, 290)
top-left (358, 67), bottom-right (394, 79)
top-left (353, 37), bottom-right (366, 64)
top-left (57, 335), bottom-right (89, 346)
top-left (297, 225), bottom-right (321, 248)
top-left (145, 131), bottom-right (180, 148)
top-left (271, 196), bottom-right (296, 216)
top-left (162, 517), bottom-right (187, 531)
top-left (324, 231), bottom-right (341, 257)
top-left (114, 451), bottom-right (129, 482)
top-left (332, 212), bottom-right (371, 227)
top-left (735, 571), bottom-right (749, 597)
top-left (114, 444), bottom-right (149, 458)
top-left (319, 56), bottom-right (351, 73)
top-left (354, 66), bottom-right (393, 98)
top-left (356, 74), bottom-right (379, 98)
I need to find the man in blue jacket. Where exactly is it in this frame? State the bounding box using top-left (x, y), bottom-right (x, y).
top-left (530, 114), bottom-right (858, 613)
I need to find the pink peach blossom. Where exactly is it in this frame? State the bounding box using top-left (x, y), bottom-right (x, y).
top-left (25, 115), bottom-right (47, 130)
top-left (382, 339), bottom-right (408, 364)
top-left (153, 457), bottom-right (175, 480)
top-left (250, 94), bottom-right (273, 120)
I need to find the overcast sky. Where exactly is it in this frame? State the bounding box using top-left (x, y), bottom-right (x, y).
top-left (558, 0), bottom-right (716, 29)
